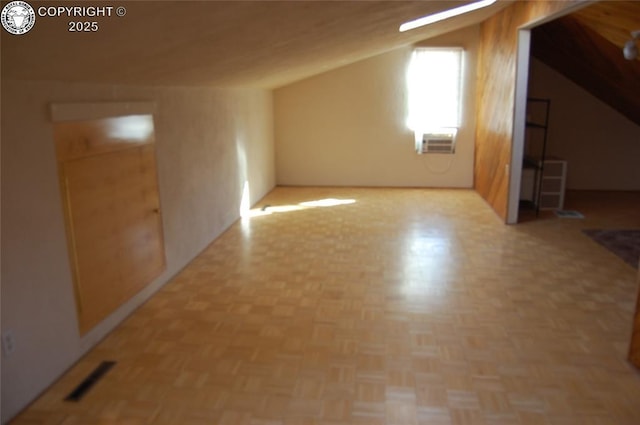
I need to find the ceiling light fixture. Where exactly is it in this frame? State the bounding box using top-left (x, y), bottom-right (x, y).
top-left (399, 0), bottom-right (497, 32)
top-left (623, 30), bottom-right (640, 60)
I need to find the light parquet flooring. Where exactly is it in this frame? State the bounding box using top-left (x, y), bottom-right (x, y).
top-left (11, 187), bottom-right (640, 425)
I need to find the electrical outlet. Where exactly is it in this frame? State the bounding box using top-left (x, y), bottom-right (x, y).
top-left (2, 330), bottom-right (16, 357)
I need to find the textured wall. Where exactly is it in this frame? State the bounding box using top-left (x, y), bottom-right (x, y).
top-left (0, 81), bottom-right (274, 422)
top-left (528, 59), bottom-right (640, 190)
top-left (474, 0), bottom-right (578, 220)
top-left (275, 26), bottom-right (479, 188)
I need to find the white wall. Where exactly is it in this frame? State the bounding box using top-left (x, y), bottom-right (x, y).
top-left (528, 58), bottom-right (640, 191)
top-left (0, 80), bottom-right (274, 423)
top-left (274, 26), bottom-right (479, 188)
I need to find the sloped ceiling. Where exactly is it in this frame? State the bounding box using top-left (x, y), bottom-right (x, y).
top-left (1, 1), bottom-right (512, 88)
top-left (531, 1), bottom-right (640, 126)
top-left (571, 0), bottom-right (640, 56)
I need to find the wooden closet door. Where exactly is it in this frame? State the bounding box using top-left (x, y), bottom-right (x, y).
top-left (630, 262), bottom-right (640, 369)
top-left (55, 115), bottom-right (165, 334)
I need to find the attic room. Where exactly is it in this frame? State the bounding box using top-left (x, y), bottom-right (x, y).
top-left (1, 1), bottom-right (640, 424)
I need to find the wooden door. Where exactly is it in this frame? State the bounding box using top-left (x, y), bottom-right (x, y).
top-left (630, 262), bottom-right (640, 369)
top-left (55, 114), bottom-right (165, 334)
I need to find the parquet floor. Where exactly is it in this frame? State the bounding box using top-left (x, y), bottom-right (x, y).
top-left (11, 187), bottom-right (640, 425)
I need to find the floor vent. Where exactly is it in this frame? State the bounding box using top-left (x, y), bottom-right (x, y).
top-left (64, 361), bottom-right (116, 402)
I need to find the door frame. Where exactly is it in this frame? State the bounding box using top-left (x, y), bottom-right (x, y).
top-left (506, 1), bottom-right (596, 224)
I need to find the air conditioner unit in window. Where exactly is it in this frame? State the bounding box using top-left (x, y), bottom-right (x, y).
top-left (415, 129), bottom-right (457, 154)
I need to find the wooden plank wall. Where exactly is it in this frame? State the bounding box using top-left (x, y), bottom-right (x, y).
top-left (630, 261), bottom-right (640, 369)
top-left (474, 0), bottom-right (579, 221)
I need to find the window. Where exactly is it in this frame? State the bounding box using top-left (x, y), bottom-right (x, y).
top-left (406, 47), bottom-right (463, 133)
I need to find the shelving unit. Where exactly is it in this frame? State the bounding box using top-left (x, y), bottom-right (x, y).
top-left (537, 157), bottom-right (567, 210)
top-left (519, 98), bottom-right (567, 214)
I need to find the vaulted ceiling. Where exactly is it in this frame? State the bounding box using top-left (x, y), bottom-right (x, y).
top-left (571, 0), bottom-right (640, 55)
top-left (531, 1), bottom-right (640, 126)
top-left (1, 0), bottom-right (511, 88)
top-left (3, 0), bottom-right (638, 126)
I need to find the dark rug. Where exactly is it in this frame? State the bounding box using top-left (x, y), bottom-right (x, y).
top-left (583, 229), bottom-right (640, 269)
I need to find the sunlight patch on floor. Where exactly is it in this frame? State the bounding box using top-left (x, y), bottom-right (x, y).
top-left (244, 198), bottom-right (356, 218)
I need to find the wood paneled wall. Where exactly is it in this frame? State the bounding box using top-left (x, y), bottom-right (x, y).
top-left (630, 262), bottom-right (640, 369)
top-left (474, 0), bottom-right (579, 221)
